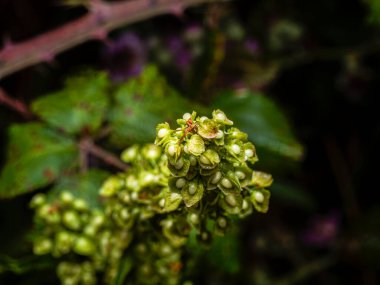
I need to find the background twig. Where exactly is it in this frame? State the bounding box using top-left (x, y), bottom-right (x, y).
top-left (0, 88), bottom-right (33, 119)
top-left (0, 0), bottom-right (217, 79)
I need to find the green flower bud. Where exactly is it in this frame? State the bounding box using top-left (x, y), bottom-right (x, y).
top-left (212, 109), bottom-right (233, 125)
top-left (33, 238), bottom-right (53, 255)
top-left (227, 127), bottom-right (248, 141)
top-left (183, 112), bottom-right (192, 120)
top-left (155, 123), bottom-right (171, 145)
top-left (251, 171), bottom-right (273, 188)
top-left (186, 134), bottom-right (205, 156)
top-left (175, 178), bottom-right (187, 189)
top-left (217, 217), bottom-right (228, 228)
top-left (60, 191), bottom-right (74, 204)
top-left (199, 149), bottom-right (220, 169)
top-left (221, 178), bottom-right (233, 189)
top-left (250, 189), bottom-right (271, 213)
top-left (73, 198), bottom-right (88, 211)
top-left (73, 237), bottom-right (96, 256)
top-left (142, 144), bottom-right (162, 161)
top-left (100, 176), bottom-right (123, 197)
top-left (163, 190), bottom-right (183, 212)
top-left (166, 143), bottom-right (181, 158)
top-left (30, 193), bottom-right (46, 208)
top-left (121, 144), bottom-right (139, 162)
top-left (244, 142), bottom-right (258, 163)
top-left (55, 231), bottom-right (74, 254)
top-left (181, 181), bottom-right (204, 207)
top-left (197, 119), bottom-right (219, 139)
top-left (62, 210), bottom-right (81, 231)
top-left (188, 213), bottom-right (200, 225)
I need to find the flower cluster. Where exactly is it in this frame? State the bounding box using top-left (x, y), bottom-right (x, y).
top-left (30, 110), bottom-right (272, 285)
top-left (155, 110), bottom-right (272, 220)
top-left (30, 191), bottom-right (128, 285)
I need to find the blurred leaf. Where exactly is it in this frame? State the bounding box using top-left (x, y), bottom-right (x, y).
top-left (48, 169), bottom-right (110, 209)
top-left (0, 254), bottom-right (54, 274)
top-left (0, 123), bottom-right (78, 199)
top-left (32, 72), bottom-right (109, 135)
top-left (213, 90), bottom-right (303, 160)
top-left (207, 229), bottom-right (240, 274)
top-left (108, 65), bottom-right (206, 146)
top-left (270, 182), bottom-right (316, 210)
top-left (366, 0), bottom-right (380, 25)
top-left (112, 256), bottom-right (133, 285)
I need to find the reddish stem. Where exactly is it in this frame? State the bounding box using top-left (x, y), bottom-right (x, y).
top-left (79, 138), bottom-right (128, 171)
top-left (0, 87), bottom-right (33, 118)
top-left (0, 0), bottom-right (217, 79)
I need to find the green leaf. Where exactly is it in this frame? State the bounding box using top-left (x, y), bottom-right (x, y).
top-left (213, 90), bottom-right (304, 160)
top-left (0, 123), bottom-right (78, 198)
top-left (207, 229), bottom-right (241, 274)
top-left (32, 71), bottom-right (109, 135)
top-left (112, 256), bottom-right (133, 285)
top-left (108, 65), bottom-right (206, 146)
top-left (48, 169), bottom-right (110, 209)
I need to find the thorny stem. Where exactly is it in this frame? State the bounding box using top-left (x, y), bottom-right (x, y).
top-left (0, 0), bottom-right (218, 79)
top-left (79, 138), bottom-right (128, 171)
top-left (0, 87), bottom-right (33, 118)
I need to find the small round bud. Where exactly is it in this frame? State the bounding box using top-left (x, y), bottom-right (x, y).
top-left (60, 191), bottom-right (74, 204)
top-left (253, 191), bottom-right (265, 203)
top-left (189, 213), bottom-right (199, 224)
top-left (231, 144), bottom-right (241, 154)
top-left (30, 193), bottom-right (46, 208)
top-left (157, 128), bottom-right (169, 138)
top-left (245, 149), bottom-right (254, 158)
top-left (235, 171), bottom-right (246, 180)
top-left (183, 113), bottom-right (191, 120)
top-left (189, 155), bottom-right (197, 166)
top-left (221, 178), bottom-right (233, 189)
top-left (62, 210), bottom-right (81, 231)
top-left (216, 130), bottom-right (224, 139)
top-left (174, 158), bottom-right (184, 169)
top-left (73, 237), bottom-right (95, 256)
top-left (188, 183), bottom-right (197, 195)
top-left (167, 144), bottom-right (177, 156)
top-left (211, 171), bottom-right (222, 184)
top-left (200, 116), bottom-right (208, 122)
top-left (242, 199), bottom-right (249, 210)
top-left (217, 217), bottom-right (227, 228)
top-left (161, 244), bottom-right (172, 256)
top-left (225, 195), bottom-right (237, 207)
top-left (216, 112), bottom-right (226, 121)
top-left (159, 198), bottom-right (166, 208)
top-left (199, 155), bottom-right (211, 165)
top-left (73, 199), bottom-right (87, 211)
top-left (131, 192), bottom-right (138, 200)
top-left (120, 208), bottom-right (130, 220)
top-left (175, 178), bottom-right (186, 189)
top-left (33, 238), bottom-right (53, 255)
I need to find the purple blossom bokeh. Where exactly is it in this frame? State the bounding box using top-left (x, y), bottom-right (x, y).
top-left (102, 32), bottom-right (146, 82)
top-left (301, 211), bottom-right (341, 247)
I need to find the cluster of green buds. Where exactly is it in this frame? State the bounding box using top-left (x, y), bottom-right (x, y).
top-left (30, 191), bottom-right (129, 285)
top-left (29, 109), bottom-right (272, 285)
top-left (155, 110), bottom-right (272, 236)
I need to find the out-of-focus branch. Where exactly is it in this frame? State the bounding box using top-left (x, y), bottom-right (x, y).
top-left (0, 87), bottom-right (33, 118)
top-left (0, 0), bottom-right (218, 79)
top-left (79, 138), bottom-right (128, 171)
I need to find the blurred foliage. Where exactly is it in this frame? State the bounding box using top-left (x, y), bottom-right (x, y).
top-left (213, 90), bottom-right (303, 160)
top-left (0, 123), bottom-right (77, 198)
top-left (1, 0), bottom-right (380, 284)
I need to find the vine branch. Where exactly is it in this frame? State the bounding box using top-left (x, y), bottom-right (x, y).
top-left (0, 87), bottom-right (33, 118)
top-left (79, 138), bottom-right (128, 171)
top-left (0, 0), bottom-right (217, 79)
